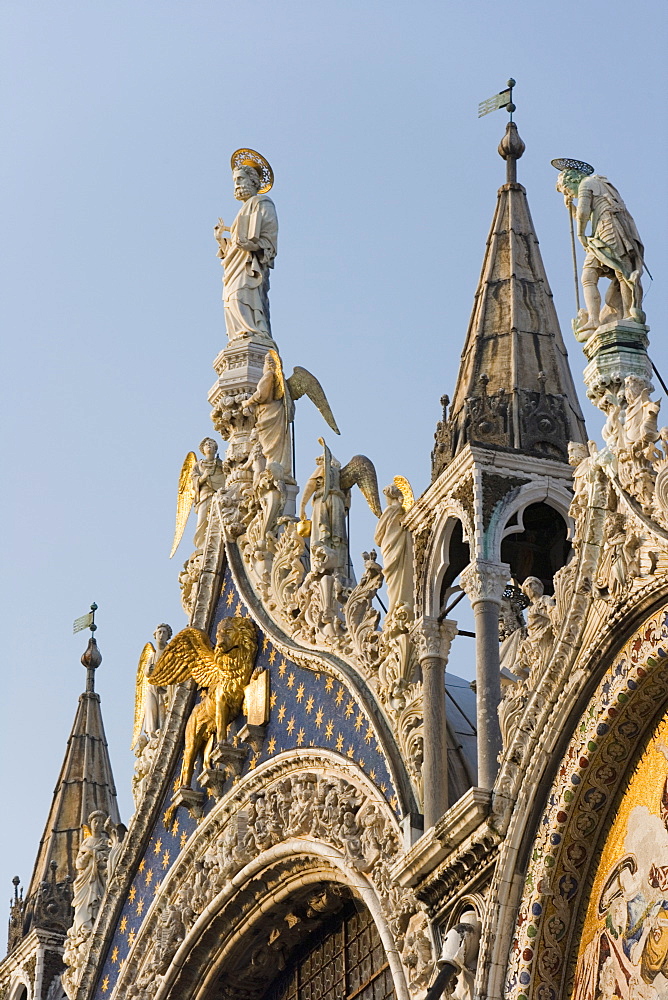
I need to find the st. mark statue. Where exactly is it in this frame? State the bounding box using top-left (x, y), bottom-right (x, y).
top-left (214, 148), bottom-right (278, 343)
top-left (553, 158), bottom-right (645, 340)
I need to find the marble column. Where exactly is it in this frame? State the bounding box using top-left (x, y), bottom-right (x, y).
top-left (412, 616), bottom-right (458, 830)
top-left (461, 560), bottom-right (510, 790)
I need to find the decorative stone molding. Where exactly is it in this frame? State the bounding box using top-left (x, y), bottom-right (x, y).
top-left (460, 561), bottom-right (510, 607)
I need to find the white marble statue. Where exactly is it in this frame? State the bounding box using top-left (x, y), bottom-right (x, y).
top-left (144, 624), bottom-right (172, 734)
top-left (70, 811), bottom-right (111, 935)
top-left (374, 483), bottom-right (414, 618)
top-left (214, 150), bottom-right (278, 343)
top-left (555, 163), bottom-right (645, 337)
top-left (437, 909), bottom-right (482, 1000)
top-left (516, 576), bottom-right (556, 679)
top-left (192, 438), bottom-right (227, 551)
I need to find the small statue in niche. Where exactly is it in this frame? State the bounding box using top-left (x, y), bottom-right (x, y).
top-left (515, 576), bottom-right (556, 679)
top-left (553, 159), bottom-right (645, 338)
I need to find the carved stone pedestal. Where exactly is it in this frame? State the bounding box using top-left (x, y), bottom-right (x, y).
top-left (170, 787), bottom-right (205, 821)
top-left (209, 743), bottom-right (248, 778)
top-left (237, 722), bottom-right (267, 754)
top-left (582, 321), bottom-right (651, 404)
top-left (208, 335), bottom-right (276, 409)
top-left (197, 768), bottom-right (227, 800)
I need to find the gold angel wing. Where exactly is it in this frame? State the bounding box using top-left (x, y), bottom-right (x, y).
top-left (170, 452), bottom-right (197, 558)
top-left (340, 455), bottom-right (382, 517)
top-left (82, 824), bottom-right (92, 839)
top-left (286, 366), bottom-right (340, 434)
top-left (131, 642), bottom-right (155, 750)
top-left (393, 475), bottom-right (415, 513)
top-left (148, 627), bottom-right (219, 689)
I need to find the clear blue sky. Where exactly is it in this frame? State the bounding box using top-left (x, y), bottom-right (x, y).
top-left (1, 0), bottom-right (666, 904)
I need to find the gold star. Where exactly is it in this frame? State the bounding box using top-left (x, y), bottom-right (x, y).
top-left (163, 810), bottom-right (171, 827)
top-left (172, 819), bottom-right (179, 836)
top-left (286, 717), bottom-right (295, 735)
top-left (278, 659), bottom-right (287, 677)
top-left (287, 672), bottom-right (295, 689)
top-left (355, 712), bottom-right (364, 731)
top-left (365, 725), bottom-right (374, 744)
top-left (267, 736), bottom-right (276, 755)
top-left (390, 796), bottom-right (398, 811)
top-left (161, 851), bottom-right (171, 869)
top-left (269, 649), bottom-right (277, 665)
top-left (235, 601), bottom-right (243, 615)
top-left (325, 676), bottom-right (334, 692)
top-left (381, 783), bottom-right (387, 794)
top-left (315, 673), bottom-right (321, 682)
top-left (345, 700), bottom-right (355, 718)
top-left (206, 786), bottom-right (215, 799)
top-left (119, 916), bottom-right (128, 933)
top-left (335, 733), bottom-right (344, 752)
top-left (180, 832), bottom-right (187, 849)
top-left (145, 869), bottom-right (153, 886)
top-left (138, 860), bottom-right (146, 873)
top-left (270, 691), bottom-right (277, 708)
top-left (226, 591), bottom-right (234, 607)
top-left (325, 721), bottom-right (334, 740)
top-left (249, 755), bottom-right (258, 770)
top-left (102, 976), bottom-right (110, 992)
top-left (305, 695), bottom-right (314, 713)
top-left (278, 703), bottom-right (287, 722)
top-left (172, 778), bottom-right (181, 794)
top-left (315, 708), bottom-right (324, 727)
top-left (335, 687), bottom-right (344, 706)
top-left (136, 897), bottom-right (145, 916)
top-left (358, 758), bottom-right (366, 769)
top-left (153, 839), bottom-right (162, 855)
top-left (111, 946), bottom-right (119, 963)
top-left (128, 886), bottom-right (137, 903)
top-left (262, 636), bottom-right (270, 652)
top-left (370, 769), bottom-right (376, 782)
top-left (127, 930), bottom-right (136, 947)
top-left (296, 683), bottom-right (305, 702)
top-left (296, 728), bottom-right (305, 746)
top-left (347, 745), bottom-right (355, 758)
top-left (153, 879), bottom-right (161, 893)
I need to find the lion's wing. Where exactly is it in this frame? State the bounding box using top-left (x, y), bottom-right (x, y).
top-left (148, 627), bottom-right (219, 688)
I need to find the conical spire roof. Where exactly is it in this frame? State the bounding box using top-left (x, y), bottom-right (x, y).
top-left (23, 637), bottom-right (120, 927)
top-left (433, 123), bottom-right (586, 476)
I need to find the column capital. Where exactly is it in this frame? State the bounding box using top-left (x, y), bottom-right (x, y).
top-left (460, 560), bottom-right (510, 607)
top-left (410, 616), bottom-right (458, 664)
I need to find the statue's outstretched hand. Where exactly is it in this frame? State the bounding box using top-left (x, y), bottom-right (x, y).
top-left (579, 235), bottom-right (589, 250)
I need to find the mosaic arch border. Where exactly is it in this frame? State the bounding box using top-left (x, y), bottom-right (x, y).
top-left (108, 750), bottom-right (412, 1000)
top-left (505, 603), bottom-right (668, 1000)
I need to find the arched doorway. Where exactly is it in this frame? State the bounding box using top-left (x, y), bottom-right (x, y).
top-left (265, 897), bottom-right (396, 1000)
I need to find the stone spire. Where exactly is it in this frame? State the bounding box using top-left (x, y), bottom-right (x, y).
top-left (433, 122), bottom-right (586, 478)
top-left (9, 635), bottom-right (120, 949)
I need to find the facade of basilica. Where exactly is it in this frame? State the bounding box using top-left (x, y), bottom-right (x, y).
top-left (4, 124), bottom-right (668, 1000)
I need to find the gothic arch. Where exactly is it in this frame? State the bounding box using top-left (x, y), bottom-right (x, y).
top-left (422, 506), bottom-right (473, 619)
top-left (109, 751), bottom-right (424, 1000)
top-left (485, 481), bottom-right (573, 566)
top-left (502, 601), bottom-right (668, 1000)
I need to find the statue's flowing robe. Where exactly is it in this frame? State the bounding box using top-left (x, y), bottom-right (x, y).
top-left (191, 457), bottom-right (226, 550)
top-left (71, 835), bottom-right (109, 933)
top-left (374, 502), bottom-right (413, 614)
top-left (220, 194), bottom-right (278, 340)
top-left (251, 371), bottom-right (292, 471)
top-left (578, 175), bottom-right (644, 280)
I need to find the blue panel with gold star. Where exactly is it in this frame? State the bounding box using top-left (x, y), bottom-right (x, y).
top-left (91, 564), bottom-right (402, 997)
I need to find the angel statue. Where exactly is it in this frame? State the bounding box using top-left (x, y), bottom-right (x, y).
top-left (241, 349), bottom-right (340, 477)
top-left (170, 437), bottom-right (227, 558)
top-left (214, 148), bottom-right (278, 343)
top-left (553, 158), bottom-right (645, 339)
top-left (299, 439), bottom-right (382, 585)
top-left (148, 616), bottom-right (258, 789)
top-left (374, 477), bottom-right (415, 620)
top-left (131, 623), bottom-right (173, 750)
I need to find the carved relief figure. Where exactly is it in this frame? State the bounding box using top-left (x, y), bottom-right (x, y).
top-left (374, 483), bottom-right (414, 619)
top-left (214, 149), bottom-right (278, 343)
top-left (596, 512), bottom-right (642, 600)
top-left (515, 576), bottom-right (556, 679)
top-left (132, 624), bottom-right (173, 750)
top-left (554, 161), bottom-right (645, 337)
top-left (69, 812), bottom-right (111, 936)
top-left (148, 616), bottom-right (258, 788)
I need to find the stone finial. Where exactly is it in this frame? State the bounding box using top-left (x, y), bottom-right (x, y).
top-left (498, 122), bottom-right (525, 184)
top-left (81, 637), bottom-right (102, 693)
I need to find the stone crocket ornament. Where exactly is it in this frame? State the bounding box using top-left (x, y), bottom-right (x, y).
top-left (148, 616), bottom-right (258, 789)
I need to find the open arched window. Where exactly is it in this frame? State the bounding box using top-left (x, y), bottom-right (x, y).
top-left (264, 898), bottom-right (396, 1000)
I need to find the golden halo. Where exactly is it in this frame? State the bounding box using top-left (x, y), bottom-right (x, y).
top-left (230, 148), bottom-right (274, 193)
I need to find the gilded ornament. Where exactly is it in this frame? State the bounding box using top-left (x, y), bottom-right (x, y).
top-left (393, 475), bottom-right (415, 512)
top-left (230, 148), bottom-right (274, 194)
top-left (169, 452), bottom-right (197, 558)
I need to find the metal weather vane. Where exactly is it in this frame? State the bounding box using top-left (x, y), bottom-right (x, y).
top-left (478, 78), bottom-right (516, 120)
top-left (73, 602), bottom-right (98, 635)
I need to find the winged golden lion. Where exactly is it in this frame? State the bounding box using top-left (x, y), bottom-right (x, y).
top-left (149, 616), bottom-right (258, 789)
